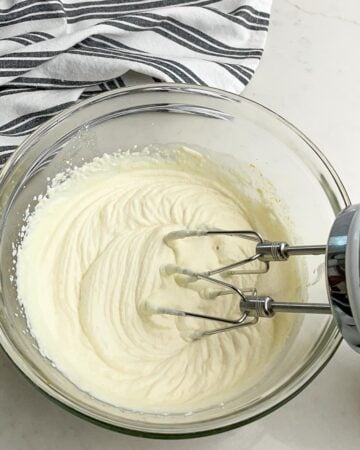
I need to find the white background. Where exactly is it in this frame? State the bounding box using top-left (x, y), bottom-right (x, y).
top-left (2, 1), bottom-right (360, 449)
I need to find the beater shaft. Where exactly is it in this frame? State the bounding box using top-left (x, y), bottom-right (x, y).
top-left (257, 242), bottom-right (326, 261)
top-left (241, 296), bottom-right (332, 317)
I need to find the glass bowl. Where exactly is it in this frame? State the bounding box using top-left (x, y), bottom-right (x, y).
top-left (0, 84), bottom-right (349, 438)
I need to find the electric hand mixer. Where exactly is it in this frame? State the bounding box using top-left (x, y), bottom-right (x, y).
top-left (160, 204), bottom-right (360, 352)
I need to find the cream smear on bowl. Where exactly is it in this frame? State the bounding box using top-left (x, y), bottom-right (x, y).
top-left (16, 147), bottom-right (301, 413)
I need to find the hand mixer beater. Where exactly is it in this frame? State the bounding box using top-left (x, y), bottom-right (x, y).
top-left (160, 204), bottom-right (360, 352)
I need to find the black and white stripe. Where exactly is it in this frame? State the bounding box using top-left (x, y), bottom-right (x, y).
top-left (0, 0), bottom-right (271, 166)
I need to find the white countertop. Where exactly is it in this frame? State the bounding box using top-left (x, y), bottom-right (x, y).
top-left (2, 1), bottom-right (360, 449)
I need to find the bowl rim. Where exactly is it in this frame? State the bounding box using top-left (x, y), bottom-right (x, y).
top-left (0, 82), bottom-right (351, 438)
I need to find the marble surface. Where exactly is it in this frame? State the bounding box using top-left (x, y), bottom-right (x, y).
top-left (2, 1), bottom-right (360, 448)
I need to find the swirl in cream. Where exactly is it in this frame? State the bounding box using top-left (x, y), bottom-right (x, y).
top-left (16, 148), bottom-right (298, 412)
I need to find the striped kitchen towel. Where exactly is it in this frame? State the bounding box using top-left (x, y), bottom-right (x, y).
top-left (0, 0), bottom-right (271, 168)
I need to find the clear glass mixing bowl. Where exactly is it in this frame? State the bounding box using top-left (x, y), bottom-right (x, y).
top-left (0, 84), bottom-right (350, 438)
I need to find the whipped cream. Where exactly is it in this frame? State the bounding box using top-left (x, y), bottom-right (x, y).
top-left (16, 147), bottom-right (299, 412)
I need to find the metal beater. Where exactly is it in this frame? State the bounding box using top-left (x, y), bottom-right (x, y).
top-left (161, 204), bottom-right (360, 352)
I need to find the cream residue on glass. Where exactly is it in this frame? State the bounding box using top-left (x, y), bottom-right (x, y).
top-left (16, 147), bottom-right (301, 413)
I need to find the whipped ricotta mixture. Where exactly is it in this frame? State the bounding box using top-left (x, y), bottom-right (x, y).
top-left (16, 147), bottom-right (300, 412)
